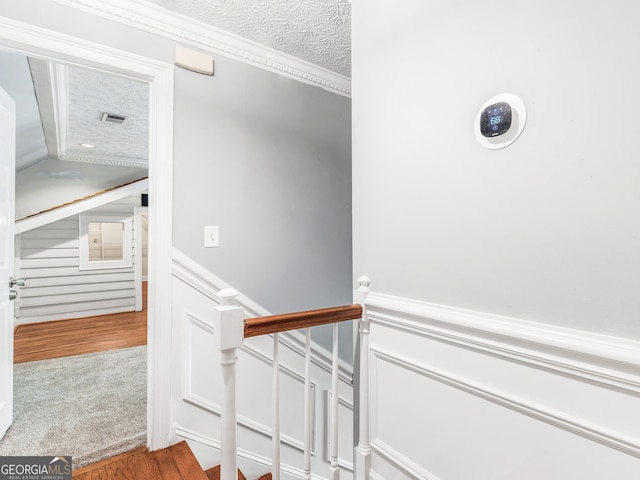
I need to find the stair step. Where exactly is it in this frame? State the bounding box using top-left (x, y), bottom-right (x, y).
top-left (203, 465), bottom-right (247, 480)
top-left (204, 465), bottom-right (272, 480)
top-left (72, 441), bottom-right (208, 480)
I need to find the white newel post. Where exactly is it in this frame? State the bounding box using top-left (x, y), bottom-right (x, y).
top-left (354, 276), bottom-right (371, 480)
top-left (213, 288), bottom-right (244, 480)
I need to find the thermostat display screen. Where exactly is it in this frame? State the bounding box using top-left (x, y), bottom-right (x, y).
top-left (480, 102), bottom-right (512, 137)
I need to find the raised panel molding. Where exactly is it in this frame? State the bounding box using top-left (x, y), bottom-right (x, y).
top-left (370, 348), bottom-right (640, 460)
top-left (172, 248), bottom-right (354, 477)
top-left (183, 309), bottom-right (317, 454)
top-left (366, 293), bottom-right (640, 394)
top-left (175, 426), bottom-right (323, 480)
top-left (371, 439), bottom-right (439, 480)
top-left (366, 294), bottom-right (640, 479)
top-left (54, 0), bottom-right (351, 97)
top-left (368, 472), bottom-right (387, 480)
top-left (172, 247), bottom-right (354, 382)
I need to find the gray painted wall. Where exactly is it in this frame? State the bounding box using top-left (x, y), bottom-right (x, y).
top-left (352, 0), bottom-right (640, 340)
top-left (173, 62), bottom-right (353, 357)
top-left (0, 0), bottom-right (353, 356)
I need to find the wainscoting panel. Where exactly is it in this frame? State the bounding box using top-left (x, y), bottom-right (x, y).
top-left (183, 307), bottom-right (319, 454)
top-left (366, 293), bottom-right (640, 480)
top-left (171, 249), bottom-right (354, 480)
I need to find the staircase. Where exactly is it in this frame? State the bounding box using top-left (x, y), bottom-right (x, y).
top-left (72, 281), bottom-right (371, 480)
top-left (72, 442), bottom-right (272, 480)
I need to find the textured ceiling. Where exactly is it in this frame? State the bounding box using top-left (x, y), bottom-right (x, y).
top-left (64, 65), bottom-right (149, 165)
top-left (141, 0), bottom-right (352, 77)
top-left (30, 59), bottom-right (149, 168)
top-left (0, 49), bottom-right (149, 219)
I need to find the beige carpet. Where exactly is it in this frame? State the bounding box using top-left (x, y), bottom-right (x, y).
top-left (0, 346), bottom-right (146, 469)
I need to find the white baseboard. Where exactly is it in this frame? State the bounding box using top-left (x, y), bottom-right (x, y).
top-left (15, 306), bottom-right (134, 325)
top-left (176, 426), bottom-right (343, 480)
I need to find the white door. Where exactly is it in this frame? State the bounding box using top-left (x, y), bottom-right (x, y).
top-left (0, 85), bottom-right (16, 439)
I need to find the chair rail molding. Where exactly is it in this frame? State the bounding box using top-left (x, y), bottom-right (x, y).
top-left (53, 0), bottom-right (352, 97)
top-left (365, 292), bottom-right (640, 394)
top-left (363, 292), bottom-right (640, 479)
top-left (365, 292), bottom-right (640, 480)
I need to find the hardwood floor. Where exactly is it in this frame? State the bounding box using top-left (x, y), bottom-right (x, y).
top-left (14, 283), bottom-right (147, 363)
top-left (72, 442), bottom-right (273, 480)
top-left (72, 442), bottom-right (208, 480)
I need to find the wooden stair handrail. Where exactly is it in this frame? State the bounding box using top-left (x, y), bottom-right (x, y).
top-left (244, 304), bottom-right (363, 338)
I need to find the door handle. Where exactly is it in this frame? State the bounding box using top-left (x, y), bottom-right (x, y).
top-left (9, 289), bottom-right (17, 301)
top-left (9, 277), bottom-right (26, 287)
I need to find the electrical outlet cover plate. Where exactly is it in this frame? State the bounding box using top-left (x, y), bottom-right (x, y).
top-left (204, 225), bottom-right (219, 248)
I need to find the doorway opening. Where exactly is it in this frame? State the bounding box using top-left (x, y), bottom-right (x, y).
top-left (0, 17), bottom-right (174, 455)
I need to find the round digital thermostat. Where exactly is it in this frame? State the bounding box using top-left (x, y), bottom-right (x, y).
top-left (475, 93), bottom-right (526, 149)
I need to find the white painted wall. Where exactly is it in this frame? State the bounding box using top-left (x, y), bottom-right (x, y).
top-left (352, 0), bottom-right (640, 340)
top-left (352, 1), bottom-right (640, 478)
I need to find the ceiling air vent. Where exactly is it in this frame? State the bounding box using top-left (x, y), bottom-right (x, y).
top-left (101, 112), bottom-right (127, 124)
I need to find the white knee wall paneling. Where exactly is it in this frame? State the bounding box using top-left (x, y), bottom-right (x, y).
top-left (170, 249), bottom-right (354, 480)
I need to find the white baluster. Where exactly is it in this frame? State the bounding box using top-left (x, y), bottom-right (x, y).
top-left (303, 328), bottom-right (312, 480)
top-left (329, 322), bottom-right (340, 480)
top-left (273, 333), bottom-right (281, 480)
top-left (354, 276), bottom-right (371, 480)
top-left (214, 288), bottom-right (244, 480)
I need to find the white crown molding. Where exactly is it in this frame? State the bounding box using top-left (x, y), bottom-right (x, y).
top-left (54, 0), bottom-right (352, 97)
top-left (366, 292), bottom-right (640, 394)
top-left (58, 153), bottom-right (148, 168)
